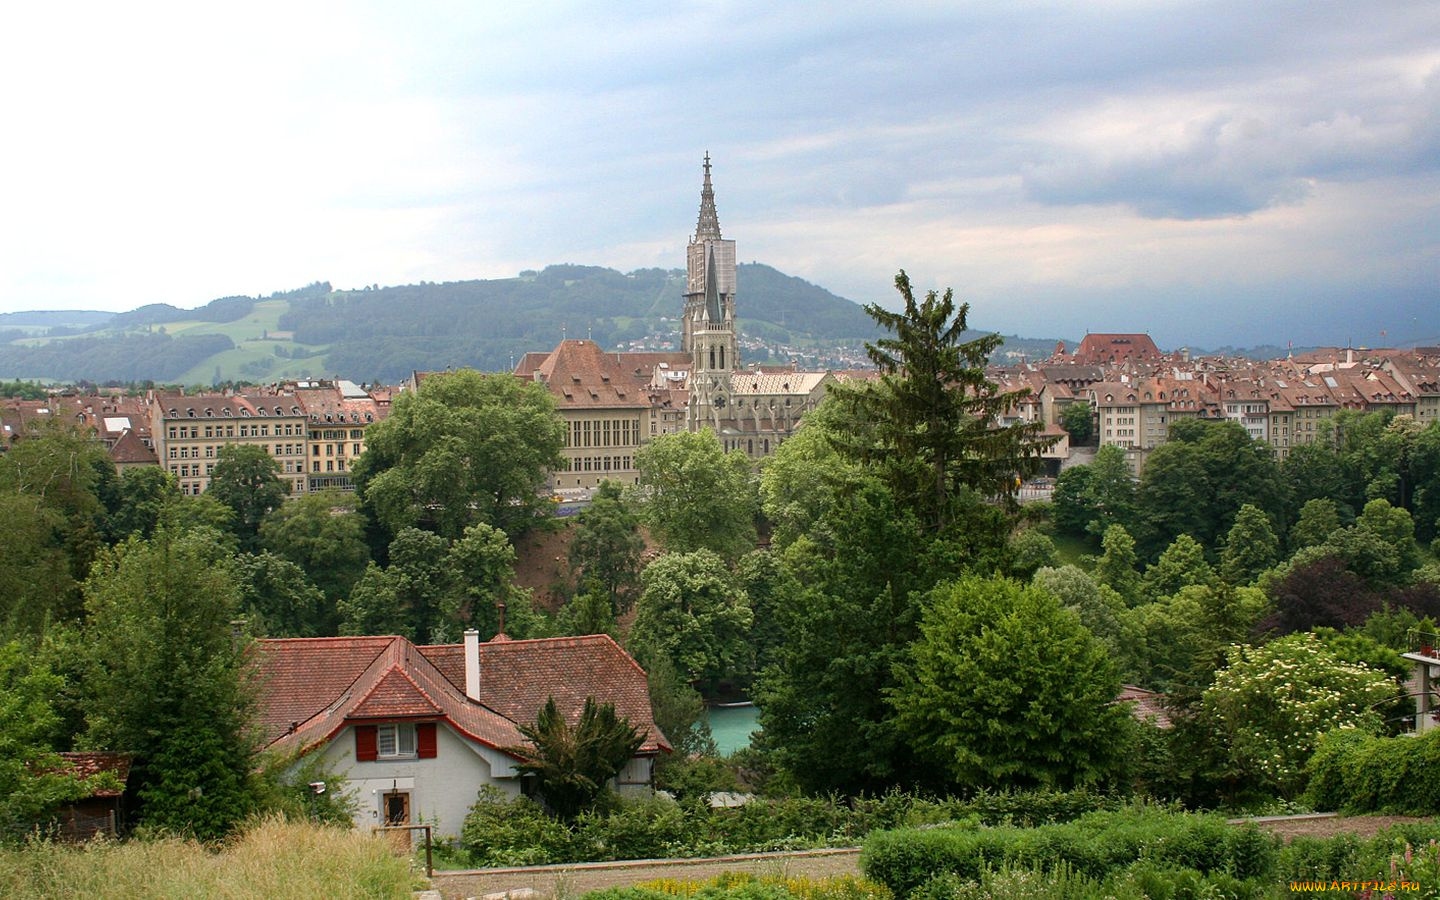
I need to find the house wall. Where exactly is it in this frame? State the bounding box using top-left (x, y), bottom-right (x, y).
top-left (318, 722), bottom-right (522, 838)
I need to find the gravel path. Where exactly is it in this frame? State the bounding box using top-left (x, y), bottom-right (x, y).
top-left (432, 849), bottom-right (861, 900)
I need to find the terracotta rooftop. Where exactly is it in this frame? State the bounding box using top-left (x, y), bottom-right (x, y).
top-left (1116, 685), bottom-right (1171, 729)
top-left (257, 632), bottom-right (669, 760)
top-left (108, 428), bottom-right (157, 465)
top-left (55, 752), bottom-right (132, 798)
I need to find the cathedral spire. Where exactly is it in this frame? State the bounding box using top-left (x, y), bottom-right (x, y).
top-left (694, 152), bottom-right (722, 241)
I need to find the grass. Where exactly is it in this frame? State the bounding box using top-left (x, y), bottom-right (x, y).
top-left (1052, 533), bottom-right (1095, 567)
top-left (0, 817), bottom-right (415, 900)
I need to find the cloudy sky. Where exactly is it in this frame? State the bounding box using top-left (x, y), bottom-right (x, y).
top-left (1, 1), bottom-right (1436, 347)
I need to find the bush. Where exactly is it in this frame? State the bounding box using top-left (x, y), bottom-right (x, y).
top-left (1305, 728), bottom-right (1440, 814)
top-left (859, 807), bottom-right (1278, 898)
top-left (458, 786), bottom-right (573, 866)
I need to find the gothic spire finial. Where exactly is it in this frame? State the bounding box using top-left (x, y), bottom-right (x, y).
top-left (694, 153), bottom-right (722, 241)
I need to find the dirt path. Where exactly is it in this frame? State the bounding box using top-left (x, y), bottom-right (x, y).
top-left (432, 848), bottom-right (861, 900)
top-left (1233, 813), bottom-right (1432, 842)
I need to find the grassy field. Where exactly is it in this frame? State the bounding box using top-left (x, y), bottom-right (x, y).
top-left (13, 299), bottom-right (333, 384)
top-left (0, 818), bottom-right (415, 900)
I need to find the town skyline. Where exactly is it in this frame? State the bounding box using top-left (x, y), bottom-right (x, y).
top-left (2, 2), bottom-right (1436, 348)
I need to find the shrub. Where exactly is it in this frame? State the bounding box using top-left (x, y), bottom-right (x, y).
top-left (458, 786), bottom-right (572, 866)
top-left (1305, 727), bottom-right (1440, 814)
top-left (859, 807), bottom-right (1278, 898)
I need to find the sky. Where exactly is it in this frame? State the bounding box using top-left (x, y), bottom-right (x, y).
top-left (1, 1), bottom-right (1436, 348)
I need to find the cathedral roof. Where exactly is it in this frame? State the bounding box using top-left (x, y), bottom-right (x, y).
top-left (694, 153), bottom-right (722, 241)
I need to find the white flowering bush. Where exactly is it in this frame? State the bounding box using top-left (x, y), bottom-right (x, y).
top-left (1201, 632), bottom-right (1396, 796)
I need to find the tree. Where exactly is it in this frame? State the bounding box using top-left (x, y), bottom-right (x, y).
top-left (890, 576), bottom-right (1129, 790)
top-left (81, 528), bottom-right (258, 839)
top-left (1060, 402), bottom-right (1093, 445)
top-left (0, 493), bottom-right (74, 635)
top-left (338, 563), bottom-right (407, 637)
top-left (507, 697), bottom-right (644, 820)
top-left (0, 422), bottom-right (113, 609)
top-left (258, 490), bottom-right (371, 612)
top-left (207, 444), bottom-right (288, 550)
top-left (353, 369), bottom-right (565, 539)
top-left (1261, 555), bottom-right (1380, 636)
top-left (1142, 534), bottom-right (1215, 601)
top-left (645, 653), bottom-right (715, 787)
top-left (0, 642), bottom-right (89, 830)
top-left (824, 271), bottom-right (1053, 532)
top-left (386, 527), bottom-right (451, 644)
top-left (568, 480), bottom-right (644, 612)
top-left (1201, 633), bottom-right (1394, 796)
top-left (635, 430), bottom-right (756, 561)
top-left (1033, 565), bottom-right (1131, 674)
top-left (629, 550), bottom-right (753, 689)
top-left (1218, 504), bottom-right (1280, 586)
top-left (108, 466), bottom-right (182, 541)
top-left (1094, 524), bottom-right (1143, 606)
top-left (1355, 498), bottom-right (1419, 576)
top-left (1079, 445), bottom-right (1140, 538)
top-left (555, 586), bottom-right (617, 638)
top-left (1290, 498), bottom-right (1343, 553)
top-left (444, 522), bottom-right (547, 640)
top-left (236, 552), bottom-right (326, 638)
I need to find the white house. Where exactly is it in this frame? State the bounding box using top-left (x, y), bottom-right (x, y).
top-left (255, 631), bottom-right (670, 837)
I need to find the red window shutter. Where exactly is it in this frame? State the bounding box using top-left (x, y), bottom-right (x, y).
top-left (354, 725), bottom-right (377, 761)
top-left (416, 723), bottom-right (437, 759)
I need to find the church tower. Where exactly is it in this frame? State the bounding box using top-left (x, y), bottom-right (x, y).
top-left (683, 154), bottom-right (739, 431)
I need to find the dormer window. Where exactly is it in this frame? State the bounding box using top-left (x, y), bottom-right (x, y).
top-left (376, 723), bottom-right (416, 758)
top-left (204, 408), bottom-right (213, 417)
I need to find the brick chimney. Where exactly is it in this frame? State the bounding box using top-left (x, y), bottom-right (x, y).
top-left (463, 629), bottom-right (480, 702)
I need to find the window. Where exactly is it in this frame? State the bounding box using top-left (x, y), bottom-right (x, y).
top-left (376, 724), bottom-right (416, 758)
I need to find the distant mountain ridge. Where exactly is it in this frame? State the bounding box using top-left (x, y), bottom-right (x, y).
top-left (0, 265), bottom-right (1066, 384)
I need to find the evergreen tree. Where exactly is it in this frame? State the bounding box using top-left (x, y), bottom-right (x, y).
top-left (1219, 504), bottom-right (1280, 585)
top-left (507, 697), bottom-right (644, 820)
top-left (555, 585), bottom-right (618, 639)
top-left (824, 271), bottom-right (1053, 531)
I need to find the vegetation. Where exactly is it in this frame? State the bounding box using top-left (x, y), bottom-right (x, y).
top-left (353, 368), bottom-right (565, 539)
top-left (586, 873), bottom-right (891, 900)
top-left (507, 697), bottom-right (645, 820)
top-left (0, 818), bottom-right (412, 899)
top-left (636, 429), bottom-right (758, 561)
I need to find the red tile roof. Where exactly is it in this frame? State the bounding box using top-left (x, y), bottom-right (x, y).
top-left (55, 752), bottom-right (132, 798)
top-left (1116, 685), bottom-right (1171, 728)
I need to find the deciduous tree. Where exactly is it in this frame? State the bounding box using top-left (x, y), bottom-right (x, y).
top-left (629, 550), bottom-right (753, 689)
top-left (635, 430), bottom-right (756, 561)
top-left (81, 528), bottom-right (258, 839)
top-left (353, 369), bottom-right (565, 539)
top-left (890, 575), bottom-right (1128, 790)
top-left (207, 444), bottom-right (288, 550)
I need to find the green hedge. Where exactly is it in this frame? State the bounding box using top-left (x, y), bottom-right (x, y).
top-left (859, 808), bottom-right (1278, 898)
top-left (1305, 728), bottom-right (1440, 814)
top-left (454, 788), bottom-right (1122, 868)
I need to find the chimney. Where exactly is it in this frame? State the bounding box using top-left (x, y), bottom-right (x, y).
top-left (463, 628), bottom-right (481, 702)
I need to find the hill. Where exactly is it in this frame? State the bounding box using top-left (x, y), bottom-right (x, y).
top-left (0, 266), bottom-right (1065, 384)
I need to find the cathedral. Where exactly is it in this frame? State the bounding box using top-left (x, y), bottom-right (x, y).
top-left (516, 156), bottom-right (834, 489)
